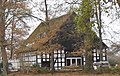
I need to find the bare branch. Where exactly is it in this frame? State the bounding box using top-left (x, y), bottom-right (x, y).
top-left (25, 13), bottom-right (44, 21)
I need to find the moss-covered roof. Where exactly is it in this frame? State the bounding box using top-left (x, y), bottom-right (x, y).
top-left (16, 12), bottom-right (108, 54)
top-left (16, 12), bottom-right (75, 54)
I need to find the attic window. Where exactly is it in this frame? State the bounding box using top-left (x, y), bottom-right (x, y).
top-left (26, 42), bottom-right (35, 48)
top-left (37, 32), bottom-right (48, 39)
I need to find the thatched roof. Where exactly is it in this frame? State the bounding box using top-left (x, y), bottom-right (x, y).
top-left (16, 12), bottom-right (108, 54)
top-left (16, 12), bottom-right (76, 54)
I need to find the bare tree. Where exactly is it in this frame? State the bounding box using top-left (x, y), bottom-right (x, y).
top-left (0, 0), bottom-right (31, 75)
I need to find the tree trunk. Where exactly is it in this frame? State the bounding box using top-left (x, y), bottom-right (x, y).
top-left (1, 46), bottom-right (8, 76)
top-left (0, 1), bottom-right (8, 75)
top-left (81, 0), bottom-right (93, 70)
top-left (45, 0), bottom-right (48, 21)
top-left (95, 0), bottom-right (103, 61)
top-left (98, 0), bottom-right (103, 61)
top-left (0, 21), bottom-right (8, 76)
top-left (84, 37), bottom-right (93, 70)
top-left (10, 15), bottom-right (15, 59)
top-left (10, 25), bottom-right (14, 59)
top-left (50, 51), bottom-right (54, 72)
top-left (85, 50), bottom-right (93, 70)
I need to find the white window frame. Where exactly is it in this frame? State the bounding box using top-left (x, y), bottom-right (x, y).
top-left (66, 57), bottom-right (82, 66)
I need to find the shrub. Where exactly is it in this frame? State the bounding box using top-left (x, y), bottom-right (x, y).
top-left (39, 67), bottom-right (50, 73)
top-left (31, 64), bottom-right (50, 73)
top-left (94, 67), bottom-right (120, 74)
top-left (94, 67), bottom-right (112, 74)
top-left (32, 63), bottom-right (40, 68)
top-left (111, 67), bottom-right (120, 74)
top-left (0, 62), bottom-right (3, 74)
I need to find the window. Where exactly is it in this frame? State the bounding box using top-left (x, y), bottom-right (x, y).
top-left (97, 57), bottom-right (99, 59)
top-left (62, 59), bottom-right (65, 62)
top-left (58, 63), bottom-right (61, 66)
top-left (37, 32), bottom-right (48, 39)
top-left (26, 42), bottom-right (34, 48)
top-left (66, 57), bottom-right (81, 66)
top-left (93, 49), bottom-right (96, 52)
top-left (77, 59), bottom-right (81, 65)
top-left (72, 59), bottom-right (76, 66)
top-left (62, 63), bottom-right (65, 66)
top-left (94, 57), bottom-right (96, 61)
top-left (102, 49), bottom-right (105, 52)
top-left (97, 53), bottom-right (99, 56)
top-left (58, 59), bottom-right (61, 62)
top-left (103, 53), bottom-right (106, 56)
top-left (58, 54), bottom-right (61, 57)
top-left (93, 53), bottom-right (96, 56)
top-left (67, 59), bottom-right (70, 66)
top-left (38, 59), bottom-right (41, 63)
top-left (103, 57), bottom-right (106, 61)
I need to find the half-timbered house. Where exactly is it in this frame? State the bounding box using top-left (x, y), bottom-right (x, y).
top-left (16, 12), bottom-right (108, 70)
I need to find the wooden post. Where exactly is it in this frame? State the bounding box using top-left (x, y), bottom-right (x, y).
top-left (41, 52), bottom-right (43, 67)
top-left (36, 52), bottom-right (38, 65)
top-left (50, 51), bottom-right (54, 71)
top-left (20, 53), bottom-right (24, 73)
